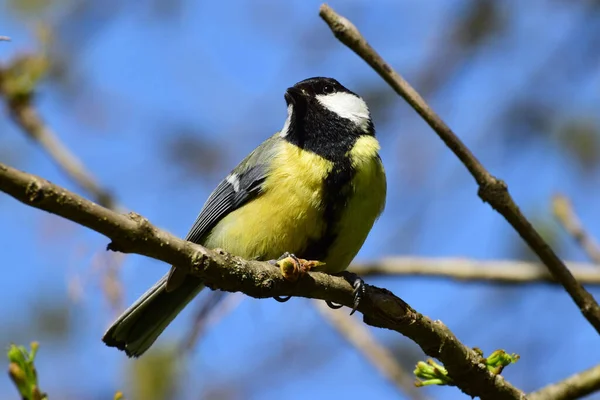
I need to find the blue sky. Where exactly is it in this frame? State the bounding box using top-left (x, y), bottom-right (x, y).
top-left (1, 1), bottom-right (600, 399)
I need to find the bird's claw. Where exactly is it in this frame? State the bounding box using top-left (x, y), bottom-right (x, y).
top-left (270, 252), bottom-right (325, 304)
top-left (275, 252), bottom-right (325, 282)
top-left (325, 301), bottom-right (343, 309)
top-left (350, 274), bottom-right (365, 315)
top-left (325, 272), bottom-right (365, 315)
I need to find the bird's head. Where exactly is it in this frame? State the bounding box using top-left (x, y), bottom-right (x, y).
top-left (280, 77), bottom-right (374, 149)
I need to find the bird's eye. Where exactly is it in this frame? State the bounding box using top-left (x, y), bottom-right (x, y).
top-left (322, 85), bottom-right (334, 94)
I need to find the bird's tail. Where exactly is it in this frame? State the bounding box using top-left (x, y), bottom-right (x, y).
top-left (102, 274), bottom-right (204, 357)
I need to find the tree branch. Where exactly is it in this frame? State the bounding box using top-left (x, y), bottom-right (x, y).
top-left (351, 257), bottom-right (600, 285)
top-left (552, 194), bottom-right (600, 265)
top-left (0, 162), bottom-right (526, 399)
top-left (3, 98), bottom-right (116, 209)
top-left (0, 60), bottom-right (127, 312)
top-left (0, 60), bottom-right (116, 210)
top-left (179, 255), bottom-right (600, 400)
top-left (319, 3), bottom-right (600, 336)
top-left (183, 287), bottom-right (425, 400)
top-left (1, 55), bottom-right (130, 311)
top-left (528, 365), bottom-right (600, 400)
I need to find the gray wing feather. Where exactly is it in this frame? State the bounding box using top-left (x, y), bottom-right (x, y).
top-left (184, 134), bottom-right (281, 244)
top-left (184, 165), bottom-right (266, 243)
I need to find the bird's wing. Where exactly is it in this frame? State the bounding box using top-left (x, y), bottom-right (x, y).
top-left (184, 163), bottom-right (267, 244)
top-left (165, 134), bottom-right (281, 291)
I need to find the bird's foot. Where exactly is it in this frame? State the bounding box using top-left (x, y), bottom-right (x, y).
top-left (269, 252), bottom-right (325, 303)
top-left (276, 252), bottom-right (325, 282)
top-left (325, 271), bottom-right (365, 315)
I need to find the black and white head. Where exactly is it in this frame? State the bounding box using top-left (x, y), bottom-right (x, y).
top-left (280, 77), bottom-right (373, 157)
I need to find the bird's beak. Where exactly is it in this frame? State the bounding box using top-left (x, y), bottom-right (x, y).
top-left (285, 87), bottom-right (304, 106)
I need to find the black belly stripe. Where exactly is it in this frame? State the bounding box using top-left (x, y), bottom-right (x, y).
top-left (301, 158), bottom-right (355, 261)
top-left (282, 99), bottom-right (375, 261)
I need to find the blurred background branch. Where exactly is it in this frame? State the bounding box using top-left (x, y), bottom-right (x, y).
top-left (351, 257), bottom-right (600, 285)
top-left (0, 46), bottom-right (128, 315)
top-left (552, 193), bottom-right (600, 265)
top-left (0, 55), bottom-right (116, 210)
top-left (528, 364), bottom-right (600, 400)
top-left (179, 291), bottom-right (241, 353)
top-left (314, 300), bottom-right (427, 400)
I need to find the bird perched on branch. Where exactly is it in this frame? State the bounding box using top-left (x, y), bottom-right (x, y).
top-left (103, 77), bottom-right (387, 357)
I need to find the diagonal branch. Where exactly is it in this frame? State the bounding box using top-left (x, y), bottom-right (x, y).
top-left (0, 67), bottom-right (126, 313)
top-left (528, 364), bottom-right (600, 400)
top-left (0, 56), bottom-right (116, 210)
top-left (0, 162), bottom-right (526, 399)
top-left (552, 194), bottom-right (600, 265)
top-left (318, 3), bottom-right (600, 336)
top-left (1, 96), bottom-right (116, 209)
top-left (0, 57), bottom-right (128, 312)
top-left (351, 257), bottom-right (600, 285)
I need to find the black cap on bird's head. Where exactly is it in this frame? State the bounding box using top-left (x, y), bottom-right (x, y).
top-left (280, 77), bottom-right (374, 152)
top-left (285, 77), bottom-right (356, 102)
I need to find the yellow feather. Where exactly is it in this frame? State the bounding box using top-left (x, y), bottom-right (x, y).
top-left (321, 135), bottom-right (386, 272)
top-left (204, 135), bottom-right (386, 272)
top-left (204, 141), bottom-right (333, 260)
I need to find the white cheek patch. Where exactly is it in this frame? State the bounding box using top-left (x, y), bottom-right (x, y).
top-left (226, 173), bottom-right (240, 192)
top-left (279, 104), bottom-right (294, 137)
top-left (316, 92), bottom-right (371, 130)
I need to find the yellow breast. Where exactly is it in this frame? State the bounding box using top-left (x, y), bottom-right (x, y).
top-left (203, 141), bottom-right (333, 260)
top-left (321, 135), bottom-right (386, 272)
top-left (203, 136), bottom-right (386, 272)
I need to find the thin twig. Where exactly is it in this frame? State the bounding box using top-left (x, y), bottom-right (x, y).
top-left (552, 194), bottom-right (600, 265)
top-left (0, 64), bottom-right (125, 311)
top-left (351, 257), bottom-right (600, 285)
top-left (2, 98), bottom-right (116, 209)
top-left (315, 300), bottom-right (427, 400)
top-left (0, 57), bottom-right (115, 209)
top-left (0, 36), bottom-right (10, 42)
top-left (319, 3), bottom-right (600, 336)
top-left (0, 162), bottom-right (526, 399)
top-left (528, 364), bottom-right (600, 400)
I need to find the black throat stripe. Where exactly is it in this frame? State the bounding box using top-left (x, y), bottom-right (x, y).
top-left (283, 117), bottom-right (363, 260)
top-left (301, 155), bottom-right (355, 261)
top-left (282, 91), bottom-right (375, 261)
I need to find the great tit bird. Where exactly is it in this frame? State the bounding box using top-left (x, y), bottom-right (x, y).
top-left (103, 77), bottom-right (387, 357)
